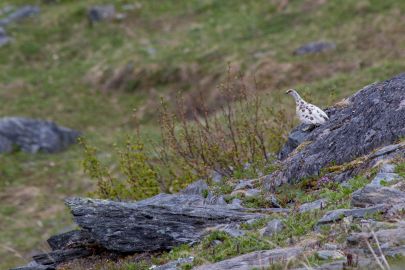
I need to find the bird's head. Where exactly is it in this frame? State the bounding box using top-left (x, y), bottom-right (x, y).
top-left (286, 89), bottom-right (297, 95)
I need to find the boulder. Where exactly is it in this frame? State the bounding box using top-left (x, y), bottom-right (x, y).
top-left (0, 5), bottom-right (40, 26)
top-left (194, 247), bottom-right (303, 270)
top-left (65, 194), bottom-right (266, 253)
top-left (351, 186), bottom-right (405, 207)
top-left (293, 41), bottom-right (336, 55)
top-left (268, 74), bottom-right (405, 185)
top-left (0, 117), bottom-right (80, 153)
top-left (260, 219), bottom-right (283, 237)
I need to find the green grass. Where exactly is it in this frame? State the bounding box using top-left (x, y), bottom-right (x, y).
top-left (0, 0), bottom-right (405, 269)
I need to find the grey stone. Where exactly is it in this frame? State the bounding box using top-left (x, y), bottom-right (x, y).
top-left (47, 230), bottom-right (95, 251)
top-left (278, 129), bottom-right (311, 160)
top-left (9, 261), bottom-right (54, 270)
top-left (267, 74), bottom-right (405, 185)
top-left (368, 172), bottom-right (400, 187)
top-left (180, 180), bottom-right (208, 196)
top-left (153, 256), bottom-right (194, 270)
top-left (317, 205), bottom-right (386, 224)
top-left (10, 261), bottom-right (54, 270)
top-left (231, 198), bottom-right (243, 207)
top-left (380, 163), bottom-right (396, 173)
top-left (324, 243), bottom-right (338, 250)
top-left (0, 5), bottom-right (40, 26)
top-left (234, 179), bottom-right (255, 191)
top-left (210, 170), bottom-right (223, 183)
top-left (260, 219), bottom-right (283, 237)
top-left (316, 250), bottom-right (345, 260)
top-left (194, 247), bottom-right (303, 270)
top-left (266, 194), bottom-right (282, 208)
top-left (0, 27), bottom-right (10, 47)
top-left (293, 41), bottom-right (336, 55)
top-left (65, 194), bottom-right (265, 253)
top-left (215, 223), bottom-right (245, 237)
top-left (299, 199), bottom-right (327, 213)
top-left (33, 248), bottom-right (92, 266)
top-left (244, 188), bottom-right (261, 198)
top-left (370, 143), bottom-right (403, 159)
top-left (351, 186), bottom-right (405, 207)
top-left (87, 5), bottom-right (116, 23)
top-left (0, 117), bottom-right (80, 154)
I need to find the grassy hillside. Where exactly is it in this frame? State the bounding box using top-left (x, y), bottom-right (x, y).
top-left (0, 0), bottom-right (404, 268)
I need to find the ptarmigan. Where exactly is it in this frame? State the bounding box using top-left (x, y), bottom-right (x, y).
top-left (286, 89), bottom-right (329, 131)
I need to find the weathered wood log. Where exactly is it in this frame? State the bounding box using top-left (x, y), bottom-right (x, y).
top-left (65, 193), bottom-right (268, 253)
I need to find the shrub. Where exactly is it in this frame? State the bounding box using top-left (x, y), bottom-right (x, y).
top-left (80, 137), bottom-right (160, 200)
top-left (80, 69), bottom-right (291, 200)
top-left (158, 68), bottom-right (292, 178)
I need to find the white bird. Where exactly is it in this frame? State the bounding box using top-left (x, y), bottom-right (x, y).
top-left (286, 89), bottom-right (329, 130)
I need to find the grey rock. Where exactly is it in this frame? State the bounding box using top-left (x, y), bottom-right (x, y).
top-left (231, 198), bottom-right (243, 207)
top-left (351, 186), bottom-right (405, 207)
top-left (0, 117), bottom-right (80, 153)
top-left (234, 179), bottom-right (255, 191)
top-left (370, 143), bottom-right (403, 159)
top-left (317, 205), bottom-right (386, 224)
top-left (33, 248), bottom-right (92, 266)
top-left (266, 194), bottom-right (282, 208)
top-left (260, 219), bottom-right (283, 237)
top-left (244, 188), bottom-right (261, 198)
top-left (210, 170), bottom-right (223, 183)
top-left (316, 250), bottom-right (345, 260)
top-left (0, 5), bottom-right (40, 26)
top-left (87, 5), bottom-right (116, 23)
top-left (194, 247), bottom-right (303, 270)
top-left (153, 256), bottom-right (194, 270)
top-left (47, 230), bottom-right (95, 251)
top-left (299, 199), bottom-right (327, 213)
top-left (267, 74), bottom-right (405, 185)
top-left (368, 172), bottom-right (400, 187)
top-left (380, 163), bottom-right (396, 173)
top-left (65, 194), bottom-right (265, 253)
top-left (278, 129), bottom-right (311, 160)
top-left (215, 223), bottom-right (245, 237)
top-left (348, 226), bottom-right (405, 247)
top-left (10, 261), bottom-right (54, 270)
top-left (324, 243), bottom-right (338, 250)
top-left (180, 180), bottom-right (208, 196)
top-left (205, 193), bottom-right (227, 205)
top-left (0, 27), bottom-right (10, 47)
top-left (293, 41), bottom-right (336, 55)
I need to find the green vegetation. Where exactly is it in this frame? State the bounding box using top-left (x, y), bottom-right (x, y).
top-left (0, 0), bottom-right (404, 269)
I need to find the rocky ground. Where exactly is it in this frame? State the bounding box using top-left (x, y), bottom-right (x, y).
top-left (11, 74), bottom-right (405, 269)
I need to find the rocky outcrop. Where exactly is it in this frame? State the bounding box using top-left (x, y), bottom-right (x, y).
top-left (268, 73), bottom-right (405, 185)
top-left (0, 117), bottom-right (80, 153)
top-left (65, 194), bottom-right (266, 253)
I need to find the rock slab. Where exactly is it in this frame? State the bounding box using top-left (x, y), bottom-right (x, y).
top-left (0, 117), bottom-right (80, 153)
top-left (65, 194), bottom-right (265, 253)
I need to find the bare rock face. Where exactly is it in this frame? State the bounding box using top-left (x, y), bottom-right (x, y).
top-left (65, 194), bottom-right (266, 253)
top-left (293, 41), bottom-right (336, 55)
top-left (268, 73), bottom-right (405, 185)
top-left (0, 117), bottom-right (80, 153)
top-left (0, 5), bottom-right (40, 27)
